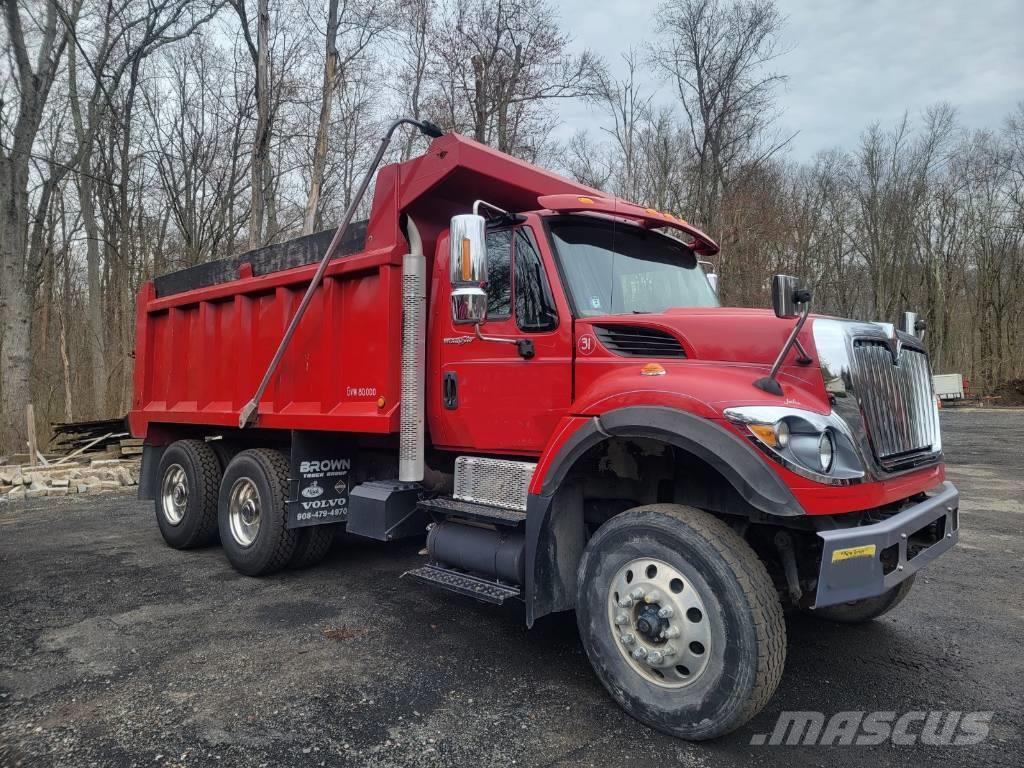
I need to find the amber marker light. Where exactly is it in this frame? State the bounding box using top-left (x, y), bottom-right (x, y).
top-left (461, 238), bottom-right (472, 281)
top-left (640, 363), bottom-right (667, 376)
top-left (377, 397), bottom-right (386, 409)
top-left (577, 196), bottom-right (595, 204)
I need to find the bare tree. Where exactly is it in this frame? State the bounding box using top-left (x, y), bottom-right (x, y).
top-left (651, 0), bottom-right (790, 231)
top-left (0, 0), bottom-right (70, 453)
top-left (303, 0), bottom-right (391, 234)
top-left (431, 0), bottom-right (603, 160)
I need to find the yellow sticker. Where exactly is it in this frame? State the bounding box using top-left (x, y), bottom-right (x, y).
top-left (831, 544), bottom-right (877, 563)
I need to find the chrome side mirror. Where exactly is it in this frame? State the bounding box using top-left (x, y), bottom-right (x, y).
top-left (698, 260), bottom-right (718, 294)
top-left (902, 311), bottom-right (926, 339)
top-left (770, 274), bottom-right (807, 319)
top-left (449, 214), bottom-right (488, 325)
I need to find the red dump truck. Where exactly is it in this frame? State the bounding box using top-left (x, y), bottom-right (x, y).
top-left (130, 119), bottom-right (959, 739)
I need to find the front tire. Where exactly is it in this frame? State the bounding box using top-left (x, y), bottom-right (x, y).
top-left (807, 576), bottom-right (915, 624)
top-left (576, 504), bottom-right (786, 740)
top-left (218, 449), bottom-right (297, 576)
top-left (155, 440), bottom-right (221, 549)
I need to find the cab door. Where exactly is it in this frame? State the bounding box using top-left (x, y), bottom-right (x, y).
top-left (429, 220), bottom-right (572, 454)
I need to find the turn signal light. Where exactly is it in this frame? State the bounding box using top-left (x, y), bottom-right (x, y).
top-left (749, 423), bottom-right (780, 447)
top-left (460, 238), bottom-right (472, 281)
top-left (640, 363), bottom-right (666, 376)
top-left (577, 196), bottom-right (595, 204)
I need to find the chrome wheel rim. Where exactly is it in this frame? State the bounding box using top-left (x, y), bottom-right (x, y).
top-left (160, 464), bottom-right (188, 526)
top-left (606, 558), bottom-right (712, 688)
top-left (228, 477), bottom-right (261, 548)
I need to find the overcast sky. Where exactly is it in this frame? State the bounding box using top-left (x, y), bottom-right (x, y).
top-left (556, 0), bottom-right (1024, 160)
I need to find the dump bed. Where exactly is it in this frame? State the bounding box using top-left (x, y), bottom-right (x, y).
top-left (128, 223), bottom-right (406, 438)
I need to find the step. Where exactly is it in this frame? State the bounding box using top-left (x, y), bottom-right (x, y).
top-left (418, 496), bottom-right (526, 527)
top-left (402, 565), bottom-right (521, 605)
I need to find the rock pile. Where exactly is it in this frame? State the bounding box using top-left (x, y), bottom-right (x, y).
top-left (0, 458), bottom-right (140, 502)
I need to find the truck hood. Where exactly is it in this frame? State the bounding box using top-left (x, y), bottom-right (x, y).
top-left (583, 307), bottom-right (817, 367)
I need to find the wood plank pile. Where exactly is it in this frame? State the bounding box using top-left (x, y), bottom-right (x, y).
top-left (0, 417), bottom-right (143, 503)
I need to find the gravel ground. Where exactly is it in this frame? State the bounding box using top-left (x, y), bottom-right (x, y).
top-left (1, 409), bottom-right (1021, 767)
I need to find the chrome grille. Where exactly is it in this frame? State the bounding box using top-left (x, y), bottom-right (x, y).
top-left (454, 457), bottom-right (536, 511)
top-left (851, 341), bottom-right (939, 464)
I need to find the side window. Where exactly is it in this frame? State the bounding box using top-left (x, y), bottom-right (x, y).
top-left (514, 229), bottom-right (558, 332)
top-left (484, 229), bottom-right (512, 319)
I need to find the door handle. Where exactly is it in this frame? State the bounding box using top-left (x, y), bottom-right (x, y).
top-left (443, 372), bottom-right (458, 410)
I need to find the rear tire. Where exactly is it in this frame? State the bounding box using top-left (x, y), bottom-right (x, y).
top-left (289, 526), bottom-right (335, 569)
top-left (807, 575), bottom-right (915, 624)
top-left (576, 504), bottom-right (786, 740)
top-left (218, 449), bottom-right (297, 576)
top-left (155, 440), bottom-right (221, 549)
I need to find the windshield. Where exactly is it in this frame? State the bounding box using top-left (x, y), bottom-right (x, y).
top-left (549, 217), bottom-right (719, 316)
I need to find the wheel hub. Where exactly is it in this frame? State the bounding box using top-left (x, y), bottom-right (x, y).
top-left (606, 558), bottom-right (712, 688)
top-left (160, 464), bottom-right (188, 526)
top-left (634, 605), bottom-right (667, 642)
top-left (228, 477), bottom-right (262, 548)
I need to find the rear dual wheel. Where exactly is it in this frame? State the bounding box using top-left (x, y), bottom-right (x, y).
top-left (218, 448), bottom-right (333, 575)
top-left (155, 440), bottom-right (221, 549)
top-left (155, 441), bottom-right (333, 573)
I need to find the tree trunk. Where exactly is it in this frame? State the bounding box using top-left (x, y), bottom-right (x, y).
top-left (248, 0), bottom-right (271, 249)
top-left (0, 158), bottom-right (33, 455)
top-left (303, 0), bottom-right (339, 235)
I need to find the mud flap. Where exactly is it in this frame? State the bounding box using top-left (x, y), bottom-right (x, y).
top-left (286, 431), bottom-right (352, 529)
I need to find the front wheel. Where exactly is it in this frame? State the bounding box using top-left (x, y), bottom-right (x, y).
top-left (576, 504), bottom-right (786, 741)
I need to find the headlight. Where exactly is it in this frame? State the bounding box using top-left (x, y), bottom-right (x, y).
top-left (723, 406), bottom-right (864, 485)
top-left (775, 419), bottom-right (790, 449)
top-left (818, 431), bottom-right (834, 472)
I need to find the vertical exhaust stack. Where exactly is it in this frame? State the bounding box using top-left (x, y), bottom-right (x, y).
top-left (399, 218), bottom-right (425, 482)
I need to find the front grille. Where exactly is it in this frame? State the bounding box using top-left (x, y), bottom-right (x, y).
top-left (851, 341), bottom-right (939, 465)
top-left (593, 325), bottom-right (686, 358)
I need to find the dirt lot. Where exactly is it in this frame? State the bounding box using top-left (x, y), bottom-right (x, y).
top-left (1, 409), bottom-right (1021, 767)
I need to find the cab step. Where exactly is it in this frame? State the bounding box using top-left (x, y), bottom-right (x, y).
top-left (402, 564), bottom-right (521, 605)
top-left (418, 496), bottom-right (526, 527)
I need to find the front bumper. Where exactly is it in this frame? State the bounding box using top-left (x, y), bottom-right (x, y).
top-left (813, 481), bottom-right (959, 608)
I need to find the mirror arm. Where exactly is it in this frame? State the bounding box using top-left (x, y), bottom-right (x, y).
top-left (754, 301), bottom-right (811, 395)
top-left (474, 324), bottom-right (536, 360)
top-left (793, 337), bottom-right (812, 365)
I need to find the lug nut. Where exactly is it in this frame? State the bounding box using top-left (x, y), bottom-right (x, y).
top-left (618, 596), bottom-right (634, 608)
top-left (631, 647), bottom-right (648, 661)
top-left (662, 645), bottom-right (677, 658)
top-left (629, 588), bottom-right (645, 601)
top-left (614, 613), bottom-right (629, 626)
top-left (647, 650), bottom-right (665, 665)
top-left (644, 590), bottom-right (662, 604)
top-left (620, 632), bottom-right (636, 646)
top-left (657, 606), bottom-right (674, 619)
top-left (664, 626), bottom-right (681, 639)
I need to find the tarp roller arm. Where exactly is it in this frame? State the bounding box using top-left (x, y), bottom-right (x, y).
top-left (238, 118), bottom-right (444, 428)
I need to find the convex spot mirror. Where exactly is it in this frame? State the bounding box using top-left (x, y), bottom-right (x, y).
top-left (449, 214), bottom-right (488, 325)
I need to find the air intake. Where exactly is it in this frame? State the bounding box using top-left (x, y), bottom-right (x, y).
top-left (593, 325), bottom-right (686, 358)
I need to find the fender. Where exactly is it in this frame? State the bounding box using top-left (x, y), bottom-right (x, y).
top-left (524, 405), bottom-right (804, 625)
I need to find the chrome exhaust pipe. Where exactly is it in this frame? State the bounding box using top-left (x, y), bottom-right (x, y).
top-left (399, 217), bottom-right (425, 482)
